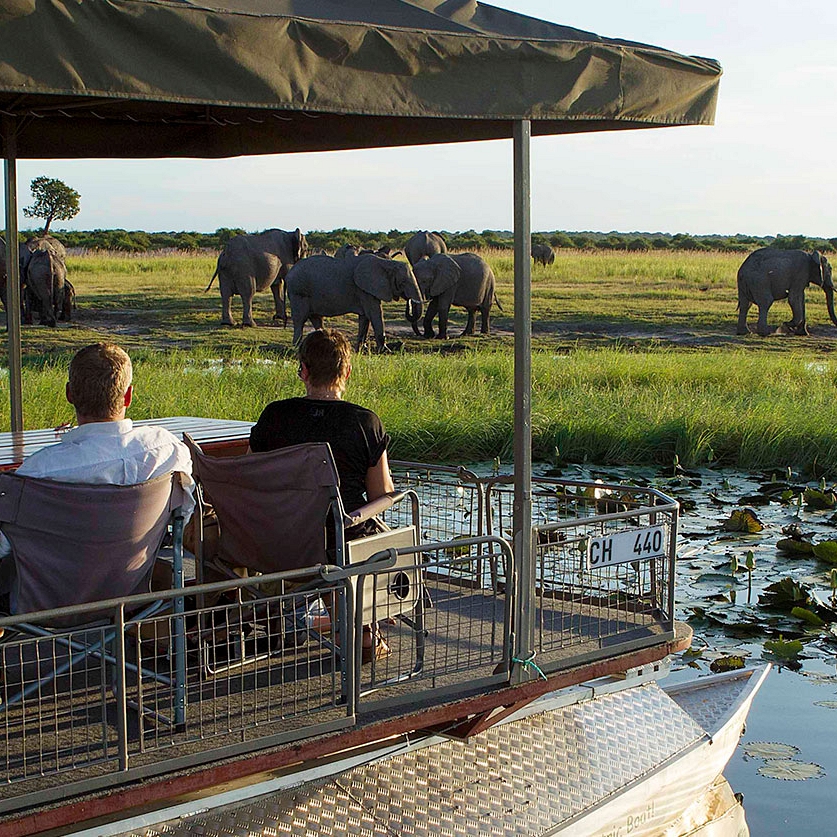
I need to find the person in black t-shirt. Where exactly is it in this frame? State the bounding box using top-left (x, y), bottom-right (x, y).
top-left (249, 328), bottom-right (394, 659)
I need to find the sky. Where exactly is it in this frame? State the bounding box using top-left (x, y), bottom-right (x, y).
top-left (8, 1), bottom-right (837, 238)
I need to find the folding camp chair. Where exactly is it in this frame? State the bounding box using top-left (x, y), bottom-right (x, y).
top-left (183, 434), bottom-right (421, 677)
top-left (0, 473), bottom-right (187, 722)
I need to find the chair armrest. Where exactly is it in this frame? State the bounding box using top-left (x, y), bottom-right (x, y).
top-left (343, 490), bottom-right (406, 528)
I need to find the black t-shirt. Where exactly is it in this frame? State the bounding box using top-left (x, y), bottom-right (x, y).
top-left (249, 397), bottom-right (390, 515)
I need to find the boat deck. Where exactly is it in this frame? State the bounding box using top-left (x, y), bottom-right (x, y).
top-left (0, 420), bottom-right (684, 835)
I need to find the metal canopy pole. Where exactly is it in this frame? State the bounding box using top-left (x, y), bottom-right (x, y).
top-left (511, 119), bottom-right (533, 683)
top-left (2, 116), bottom-right (23, 433)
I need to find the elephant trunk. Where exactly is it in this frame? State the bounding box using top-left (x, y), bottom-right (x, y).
top-left (824, 284), bottom-right (837, 329)
top-left (405, 299), bottom-right (422, 336)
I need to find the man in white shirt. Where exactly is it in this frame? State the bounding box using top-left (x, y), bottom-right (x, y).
top-left (0, 342), bottom-right (195, 598)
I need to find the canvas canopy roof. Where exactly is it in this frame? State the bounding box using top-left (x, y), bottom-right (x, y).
top-left (0, 0), bottom-right (721, 159)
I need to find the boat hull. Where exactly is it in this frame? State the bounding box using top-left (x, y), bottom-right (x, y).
top-left (96, 666), bottom-right (768, 837)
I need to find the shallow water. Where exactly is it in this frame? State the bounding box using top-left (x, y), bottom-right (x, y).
top-left (531, 461), bottom-right (836, 836)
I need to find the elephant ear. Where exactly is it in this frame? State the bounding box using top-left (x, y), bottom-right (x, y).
top-left (429, 255), bottom-right (460, 297)
top-left (354, 255), bottom-right (394, 301)
top-left (811, 251), bottom-right (824, 285)
top-left (293, 228), bottom-right (307, 261)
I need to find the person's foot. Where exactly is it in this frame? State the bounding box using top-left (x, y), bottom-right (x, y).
top-left (361, 628), bottom-right (391, 664)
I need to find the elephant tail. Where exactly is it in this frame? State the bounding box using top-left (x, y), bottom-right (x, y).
top-left (204, 267), bottom-right (219, 293)
top-left (493, 292), bottom-right (504, 311)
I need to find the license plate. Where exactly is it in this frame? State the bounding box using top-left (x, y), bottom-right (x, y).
top-left (587, 525), bottom-right (667, 569)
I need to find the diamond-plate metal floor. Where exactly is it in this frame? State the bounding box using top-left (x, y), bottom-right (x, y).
top-left (120, 682), bottom-right (706, 837)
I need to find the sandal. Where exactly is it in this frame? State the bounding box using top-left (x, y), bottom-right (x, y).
top-left (361, 630), bottom-right (392, 664)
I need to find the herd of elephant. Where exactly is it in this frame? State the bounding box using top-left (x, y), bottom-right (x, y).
top-left (4, 227), bottom-right (833, 343)
top-left (206, 229), bottom-right (502, 350)
top-left (0, 235), bottom-right (74, 327)
top-left (208, 227), bottom-right (837, 346)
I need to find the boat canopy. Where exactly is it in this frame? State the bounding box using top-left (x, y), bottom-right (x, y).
top-left (0, 0), bottom-right (721, 159)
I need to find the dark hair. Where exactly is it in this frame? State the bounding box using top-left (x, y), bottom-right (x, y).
top-left (298, 329), bottom-right (351, 388)
top-left (68, 342), bottom-right (132, 419)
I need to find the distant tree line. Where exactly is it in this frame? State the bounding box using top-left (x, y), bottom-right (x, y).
top-left (5, 227), bottom-right (836, 254)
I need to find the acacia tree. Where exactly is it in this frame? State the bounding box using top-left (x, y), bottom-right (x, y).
top-left (22, 176), bottom-right (80, 234)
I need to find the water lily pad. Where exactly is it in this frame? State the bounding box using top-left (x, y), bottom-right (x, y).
top-left (757, 759), bottom-right (825, 781)
top-left (790, 607), bottom-right (825, 627)
top-left (721, 507), bottom-right (763, 533)
top-left (812, 541), bottom-right (837, 565)
top-left (759, 577), bottom-right (811, 610)
top-left (763, 636), bottom-right (804, 659)
top-left (776, 538), bottom-right (814, 555)
top-left (743, 742), bottom-right (799, 759)
top-left (804, 489), bottom-right (837, 510)
top-left (710, 655), bottom-right (746, 672)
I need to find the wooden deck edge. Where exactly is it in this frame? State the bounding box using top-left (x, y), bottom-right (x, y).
top-left (9, 622), bottom-right (692, 837)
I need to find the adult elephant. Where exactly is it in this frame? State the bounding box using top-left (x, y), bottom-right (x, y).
top-left (407, 252), bottom-right (499, 339)
top-left (286, 253), bottom-right (422, 351)
top-left (24, 247), bottom-right (67, 327)
top-left (736, 248), bottom-right (837, 336)
top-left (0, 237), bottom-right (32, 313)
top-left (532, 243), bottom-right (555, 266)
top-left (404, 231), bottom-right (447, 266)
top-left (206, 228), bottom-right (308, 327)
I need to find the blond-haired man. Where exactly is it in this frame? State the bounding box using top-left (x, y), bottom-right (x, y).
top-left (0, 343), bottom-right (194, 597)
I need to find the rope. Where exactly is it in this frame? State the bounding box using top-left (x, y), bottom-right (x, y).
top-left (512, 651), bottom-right (547, 681)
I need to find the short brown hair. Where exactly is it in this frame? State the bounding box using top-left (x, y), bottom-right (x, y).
top-left (298, 329), bottom-right (352, 388)
top-left (68, 343), bottom-right (132, 419)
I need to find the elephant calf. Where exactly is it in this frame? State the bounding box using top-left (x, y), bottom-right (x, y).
top-left (408, 252), bottom-right (500, 339)
top-left (737, 248), bottom-right (837, 336)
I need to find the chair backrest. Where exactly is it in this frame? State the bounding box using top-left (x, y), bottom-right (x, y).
top-left (0, 472), bottom-right (183, 625)
top-left (183, 435), bottom-right (342, 574)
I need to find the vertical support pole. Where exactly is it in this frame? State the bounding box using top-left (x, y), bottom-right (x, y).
top-left (512, 120), bottom-right (534, 683)
top-left (2, 117), bottom-right (23, 432)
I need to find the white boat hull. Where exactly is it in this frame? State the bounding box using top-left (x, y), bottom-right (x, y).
top-left (88, 666), bottom-right (769, 837)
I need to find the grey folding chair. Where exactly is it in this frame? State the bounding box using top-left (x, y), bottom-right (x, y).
top-left (183, 435), bottom-right (421, 677)
top-left (0, 473), bottom-right (187, 721)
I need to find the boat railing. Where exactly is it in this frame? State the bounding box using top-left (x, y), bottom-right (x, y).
top-left (0, 464), bottom-right (679, 816)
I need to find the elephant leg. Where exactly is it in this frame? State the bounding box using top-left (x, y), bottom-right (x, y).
top-left (423, 298), bottom-right (439, 338)
top-left (461, 309), bottom-right (476, 337)
top-left (355, 314), bottom-right (371, 351)
top-left (736, 296), bottom-right (751, 335)
top-left (480, 305), bottom-right (490, 335)
top-left (755, 303), bottom-right (772, 337)
top-left (220, 282), bottom-right (235, 326)
top-left (241, 286), bottom-right (256, 328)
top-left (310, 315), bottom-right (324, 330)
top-left (787, 291), bottom-right (806, 334)
top-left (368, 307), bottom-right (389, 351)
top-left (270, 278), bottom-right (287, 326)
top-left (436, 305), bottom-right (449, 339)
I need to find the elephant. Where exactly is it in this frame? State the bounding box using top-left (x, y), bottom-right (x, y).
top-left (205, 228), bottom-right (308, 327)
top-left (23, 247), bottom-right (67, 327)
top-left (286, 253), bottom-right (423, 351)
top-left (736, 248), bottom-right (837, 336)
top-left (532, 243), bottom-right (555, 266)
top-left (0, 237), bottom-right (32, 314)
top-left (404, 231), bottom-right (447, 266)
top-left (407, 252), bottom-right (500, 339)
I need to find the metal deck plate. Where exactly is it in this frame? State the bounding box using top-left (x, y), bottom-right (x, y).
top-left (120, 682), bottom-right (706, 837)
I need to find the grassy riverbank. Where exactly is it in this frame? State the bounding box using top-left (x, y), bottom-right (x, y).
top-left (8, 347), bottom-right (837, 475)
top-left (4, 249), bottom-right (837, 473)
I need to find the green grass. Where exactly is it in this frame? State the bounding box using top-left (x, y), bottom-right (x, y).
top-left (4, 248), bottom-right (837, 474)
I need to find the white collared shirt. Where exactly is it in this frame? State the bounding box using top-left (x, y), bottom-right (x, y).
top-left (15, 419), bottom-right (195, 521)
top-left (0, 418), bottom-right (195, 571)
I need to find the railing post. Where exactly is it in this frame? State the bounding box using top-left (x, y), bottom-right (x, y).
top-left (512, 119), bottom-right (535, 683)
top-left (114, 605), bottom-right (129, 771)
top-left (2, 116), bottom-right (23, 433)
